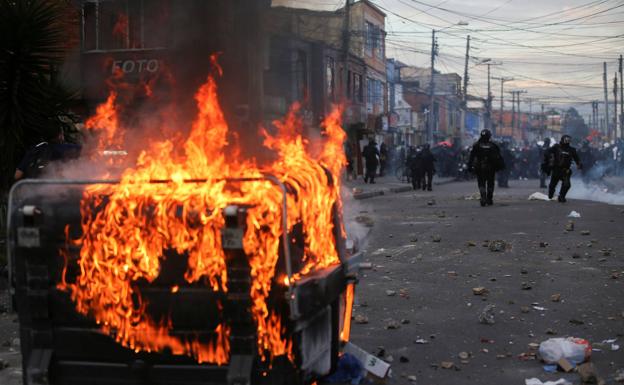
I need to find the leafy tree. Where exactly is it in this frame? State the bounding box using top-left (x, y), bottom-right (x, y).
top-left (0, 0), bottom-right (77, 192)
top-left (563, 107), bottom-right (588, 142)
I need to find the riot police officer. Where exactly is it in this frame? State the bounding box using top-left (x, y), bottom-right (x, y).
top-left (469, 129), bottom-right (505, 206)
top-left (497, 141), bottom-right (513, 188)
top-left (420, 144), bottom-right (436, 191)
top-left (539, 138), bottom-right (551, 188)
top-left (542, 135), bottom-right (582, 203)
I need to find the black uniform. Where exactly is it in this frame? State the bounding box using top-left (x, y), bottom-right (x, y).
top-left (362, 142), bottom-right (380, 184)
top-left (469, 134), bottom-right (504, 206)
top-left (408, 148), bottom-right (423, 190)
top-left (539, 139), bottom-right (551, 188)
top-left (577, 142), bottom-right (595, 183)
top-left (543, 141), bottom-right (581, 202)
top-left (497, 144), bottom-right (513, 188)
top-left (420, 146), bottom-right (436, 191)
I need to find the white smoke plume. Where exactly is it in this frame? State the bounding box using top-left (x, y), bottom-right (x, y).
top-left (567, 178), bottom-right (624, 206)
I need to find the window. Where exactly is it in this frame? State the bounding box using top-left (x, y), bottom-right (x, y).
top-left (365, 22), bottom-right (384, 60)
top-left (365, 22), bottom-right (374, 57)
top-left (376, 29), bottom-right (385, 60)
top-left (82, 0), bottom-right (171, 51)
top-left (366, 77), bottom-right (373, 104)
top-left (294, 50), bottom-right (308, 101)
top-left (347, 71), bottom-right (352, 100)
top-left (354, 74), bottom-right (363, 103)
top-left (326, 57), bottom-right (335, 100)
top-left (374, 80), bottom-right (382, 105)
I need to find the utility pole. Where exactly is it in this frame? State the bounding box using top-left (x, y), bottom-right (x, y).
top-left (460, 35), bottom-right (470, 140)
top-left (342, 0), bottom-right (352, 101)
top-left (492, 77), bottom-right (513, 134)
top-left (427, 30), bottom-right (438, 144)
top-left (614, 72), bottom-right (618, 139)
top-left (487, 64), bottom-right (492, 131)
top-left (516, 90), bottom-right (527, 131)
top-left (616, 55), bottom-right (624, 139)
top-left (591, 101), bottom-right (597, 132)
top-left (511, 91), bottom-right (516, 132)
top-left (603, 62), bottom-right (610, 138)
top-left (541, 103), bottom-right (545, 139)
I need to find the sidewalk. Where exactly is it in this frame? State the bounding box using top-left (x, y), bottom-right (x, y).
top-left (344, 175), bottom-right (456, 200)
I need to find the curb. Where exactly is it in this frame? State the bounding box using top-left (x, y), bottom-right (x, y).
top-left (353, 190), bottom-right (385, 200)
top-left (353, 185), bottom-right (413, 200)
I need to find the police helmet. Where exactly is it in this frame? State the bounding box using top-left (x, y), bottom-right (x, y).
top-left (560, 135), bottom-right (571, 145)
top-left (480, 129), bottom-right (492, 141)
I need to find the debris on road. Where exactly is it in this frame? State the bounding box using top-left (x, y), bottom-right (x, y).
top-left (427, 199), bottom-right (436, 206)
top-left (525, 378), bottom-right (572, 385)
top-left (557, 357), bottom-right (575, 373)
top-left (528, 192), bottom-right (551, 201)
top-left (440, 361), bottom-right (455, 369)
top-left (458, 351), bottom-right (469, 360)
top-left (323, 353), bottom-right (366, 384)
top-left (565, 221), bottom-right (575, 231)
top-left (538, 337), bottom-right (591, 364)
top-left (581, 230), bottom-right (591, 235)
top-left (354, 315), bottom-right (369, 324)
top-left (568, 211), bottom-right (581, 218)
top-left (578, 362), bottom-right (605, 385)
top-left (432, 235), bottom-right (442, 242)
top-left (342, 342), bottom-right (391, 379)
top-left (386, 290), bottom-right (397, 297)
top-left (385, 319), bottom-right (400, 329)
top-left (522, 282), bottom-right (533, 290)
top-left (472, 287), bottom-right (488, 295)
top-left (355, 215), bottom-right (375, 228)
top-left (488, 240), bottom-right (510, 252)
top-left (551, 293), bottom-right (562, 302)
top-left (479, 304), bottom-right (496, 325)
top-left (414, 338), bottom-right (429, 345)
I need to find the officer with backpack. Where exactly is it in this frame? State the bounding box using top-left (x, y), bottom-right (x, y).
top-left (542, 135), bottom-right (582, 203)
top-left (468, 129), bottom-right (505, 206)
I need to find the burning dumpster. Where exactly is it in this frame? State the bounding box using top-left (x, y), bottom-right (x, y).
top-left (7, 65), bottom-right (360, 385)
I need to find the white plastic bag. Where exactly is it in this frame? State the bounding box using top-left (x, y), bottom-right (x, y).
top-left (538, 337), bottom-right (591, 364)
top-left (567, 211), bottom-right (581, 218)
top-left (528, 192), bottom-right (550, 201)
top-left (525, 379), bottom-right (572, 385)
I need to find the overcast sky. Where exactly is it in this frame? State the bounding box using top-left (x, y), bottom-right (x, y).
top-left (272, 0), bottom-right (624, 120)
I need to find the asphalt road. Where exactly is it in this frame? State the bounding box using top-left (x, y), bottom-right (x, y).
top-left (349, 178), bottom-right (624, 384)
top-left (0, 177), bottom-right (622, 385)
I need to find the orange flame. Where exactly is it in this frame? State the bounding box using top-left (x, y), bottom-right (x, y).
top-left (61, 62), bottom-right (347, 365)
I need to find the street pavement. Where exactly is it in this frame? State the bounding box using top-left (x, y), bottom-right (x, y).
top-left (0, 177), bottom-right (622, 384)
top-left (348, 177), bottom-right (624, 384)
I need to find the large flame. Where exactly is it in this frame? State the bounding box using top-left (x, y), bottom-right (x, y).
top-left (60, 63), bottom-right (346, 365)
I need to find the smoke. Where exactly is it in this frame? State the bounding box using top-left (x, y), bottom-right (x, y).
top-left (341, 186), bottom-right (372, 252)
top-left (567, 178), bottom-right (624, 206)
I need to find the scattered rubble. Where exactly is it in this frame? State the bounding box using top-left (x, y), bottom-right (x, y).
top-left (550, 293), bottom-right (561, 302)
top-left (565, 221), bottom-right (575, 231)
top-left (488, 240), bottom-right (509, 252)
top-left (472, 287), bottom-right (488, 295)
top-left (479, 304), bottom-right (496, 325)
top-left (440, 361), bottom-right (455, 369)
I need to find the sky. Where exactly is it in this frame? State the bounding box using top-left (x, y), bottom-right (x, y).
top-left (272, 0), bottom-right (624, 121)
